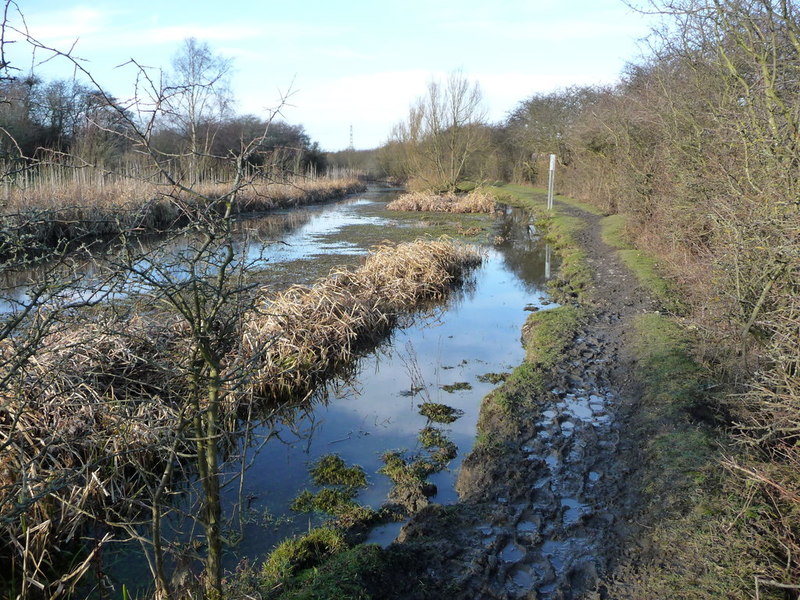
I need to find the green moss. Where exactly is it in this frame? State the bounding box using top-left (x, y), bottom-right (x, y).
top-left (310, 455), bottom-right (367, 489)
top-left (261, 527), bottom-right (348, 586)
top-left (418, 402), bottom-right (464, 424)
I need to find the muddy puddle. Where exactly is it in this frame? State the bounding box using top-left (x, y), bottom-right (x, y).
top-left (69, 186), bottom-right (560, 593)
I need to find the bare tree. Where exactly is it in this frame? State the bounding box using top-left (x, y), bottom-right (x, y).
top-left (387, 71), bottom-right (487, 191)
top-left (163, 37), bottom-right (233, 183)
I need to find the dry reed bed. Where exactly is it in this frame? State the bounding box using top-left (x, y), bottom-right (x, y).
top-left (242, 239), bottom-right (483, 399)
top-left (386, 189), bottom-right (497, 213)
top-left (0, 177), bottom-right (365, 256)
top-left (0, 238), bottom-right (481, 581)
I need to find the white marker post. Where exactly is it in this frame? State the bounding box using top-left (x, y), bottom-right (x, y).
top-left (547, 153), bottom-right (556, 211)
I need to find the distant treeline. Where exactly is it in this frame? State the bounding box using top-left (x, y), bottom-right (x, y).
top-left (0, 76), bottom-right (327, 176)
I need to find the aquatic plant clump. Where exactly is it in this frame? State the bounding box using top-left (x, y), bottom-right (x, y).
top-left (242, 239), bottom-right (482, 400)
top-left (386, 189), bottom-right (497, 214)
top-left (261, 527), bottom-right (348, 585)
top-left (418, 402), bottom-right (465, 424)
top-left (310, 454), bottom-right (368, 489)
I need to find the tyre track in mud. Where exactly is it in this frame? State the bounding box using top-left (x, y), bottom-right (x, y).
top-left (394, 201), bottom-right (660, 599)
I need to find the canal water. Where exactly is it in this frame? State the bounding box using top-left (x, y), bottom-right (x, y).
top-left (93, 185), bottom-right (557, 592)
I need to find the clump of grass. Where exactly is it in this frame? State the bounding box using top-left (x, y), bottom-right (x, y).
top-left (261, 527), bottom-right (348, 586)
top-left (243, 239), bottom-right (482, 400)
top-left (418, 402), bottom-right (464, 424)
top-left (418, 426), bottom-right (457, 464)
top-left (477, 372), bottom-right (509, 384)
top-left (291, 455), bottom-right (373, 526)
top-left (379, 450), bottom-right (437, 485)
top-left (440, 381), bottom-right (472, 393)
top-left (290, 489), bottom-right (375, 525)
top-left (386, 189), bottom-right (497, 214)
top-left (310, 455), bottom-right (367, 489)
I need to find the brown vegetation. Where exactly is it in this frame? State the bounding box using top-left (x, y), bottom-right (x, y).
top-left (385, 189), bottom-right (497, 214)
top-left (242, 239), bottom-right (482, 399)
top-left (494, 0), bottom-right (800, 589)
top-left (0, 238), bottom-right (481, 592)
top-left (0, 167), bottom-right (365, 256)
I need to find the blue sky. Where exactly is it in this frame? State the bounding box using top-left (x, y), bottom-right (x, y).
top-left (8, 1), bottom-right (653, 150)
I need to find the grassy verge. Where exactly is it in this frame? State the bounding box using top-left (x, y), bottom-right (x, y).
top-left (606, 313), bottom-right (782, 598)
top-left (495, 185), bottom-right (777, 596)
top-left (600, 213), bottom-right (684, 313)
top-left (473, 305), bottom-right (584, 446)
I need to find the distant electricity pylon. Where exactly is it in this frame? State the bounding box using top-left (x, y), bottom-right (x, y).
top-left (348, 125), bottom-right (354, 151)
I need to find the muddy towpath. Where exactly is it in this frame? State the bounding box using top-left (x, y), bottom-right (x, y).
top-left (387, 193), bottom-right (662, 599)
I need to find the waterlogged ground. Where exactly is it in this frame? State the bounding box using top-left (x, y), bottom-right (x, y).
top-left (96, 186), bottom-right (559, 592)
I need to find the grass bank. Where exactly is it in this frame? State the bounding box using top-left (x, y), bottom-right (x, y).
top-left (584, 194), bottom-right (786, 596)
top-left (495, 185), bottom-right (782, 597)
top-left (606, 312), bottom-right (787, 598)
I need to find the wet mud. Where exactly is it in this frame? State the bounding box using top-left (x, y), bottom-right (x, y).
top-left (391, 201), bottom-right (661, 599)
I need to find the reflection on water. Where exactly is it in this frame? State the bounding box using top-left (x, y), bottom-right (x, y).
top-left (60, 187), bottom-right (558, 592)
top-left (0, 192), bottom-right (396, 315)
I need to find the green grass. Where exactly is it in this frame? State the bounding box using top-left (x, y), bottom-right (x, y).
top-left (261, 541), bottom-right (446, 600)
top-left (604, 311), bottom-right (780, 598)
top-left (601, 214), bottom-right (684, 313)
top-left (261, 528), bottom-right (349, 587)
top-left (495, 184), bottom-right (605, 216)
top-left (475, 305), bottom-right (584, 443)
top-left (310, 455), bottom-right (368, 489)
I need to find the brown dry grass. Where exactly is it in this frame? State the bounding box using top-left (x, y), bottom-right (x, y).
top-left (386, 190), bottom-right (497, 214)
top-left (243, 239), bottom-right (483, 400)
top-left (0, 172), bottom-right (365, 254)
top-left (0, 238), bottom-right (481, 591)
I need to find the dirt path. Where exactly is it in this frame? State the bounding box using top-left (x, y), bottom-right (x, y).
top-left (394, 201), bottom-right (660, 599)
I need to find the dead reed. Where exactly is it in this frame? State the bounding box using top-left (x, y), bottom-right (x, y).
top-left (0, 238), bottom-right (481, 591)
top-left (0, 313), bottom-right (192, 594)
top-left (0, 171), bottom-right (365, 256)
top-left (386, 189), bottom-right (497, 214)
top-left (242, 239), bottom-right (483, 400)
